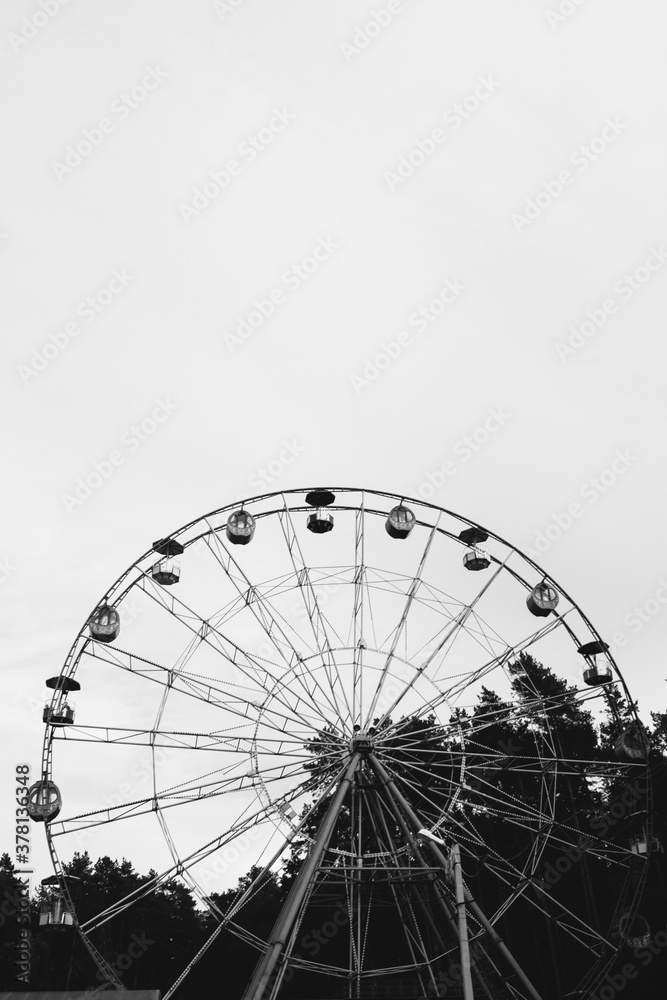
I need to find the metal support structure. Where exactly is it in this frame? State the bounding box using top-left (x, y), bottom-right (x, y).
top-left (46, 838), bottom-right (124, 990)
top-left (241, 753), bottom-right (361, 1000)
top-left (368, 753), bottom-right (545, 1000)
top-left (352, 501), bottom-right (365, 729)
top-left (451, 843), bottom-right (475, 1000)
top-left (370, 762), bottom-right (496, 1000)
top-left (367, 792), bottom-right (439, 997)
top-left (364, 516), bottom-right (440, 726)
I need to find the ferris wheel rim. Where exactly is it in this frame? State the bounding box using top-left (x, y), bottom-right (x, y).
top-left (40, 487), bottom-right (641, 733)
top-left (37, 487), bottom-right (652, 999)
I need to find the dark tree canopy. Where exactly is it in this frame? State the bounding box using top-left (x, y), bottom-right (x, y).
top-left (8, 654), bottom-right (667, 999)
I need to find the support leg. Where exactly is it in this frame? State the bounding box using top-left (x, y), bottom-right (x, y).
top-left (368, 753), bottom-right (545, 1000)
top-left (241, 753), bottom-right (361, 1000)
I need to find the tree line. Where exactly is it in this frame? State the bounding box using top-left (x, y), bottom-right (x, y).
top-left (2, 653), bottom-right (667, 998)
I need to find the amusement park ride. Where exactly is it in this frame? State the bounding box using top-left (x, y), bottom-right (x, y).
top-left (25, 488), bottom-right (657, 999)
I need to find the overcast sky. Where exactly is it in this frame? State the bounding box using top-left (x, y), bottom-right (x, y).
top-left (2, 0), bottom-right (667, 886)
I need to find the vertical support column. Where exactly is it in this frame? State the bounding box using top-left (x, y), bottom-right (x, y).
top-left (451, 844), bottom-right (475, 1000)
top-left (368, 794), bottom-right (442, 997)
top-left (352, 502), bottom-right (365, 729)
top-left (368, 753), bottom-right (545, 1000)
top-left (241, 753), bottom-right (360, 1000)
top-left (370, 767), bottom-right (495, 1000)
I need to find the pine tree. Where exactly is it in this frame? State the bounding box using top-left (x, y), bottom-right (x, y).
top-left (0, 853), bottom-right (30, 986)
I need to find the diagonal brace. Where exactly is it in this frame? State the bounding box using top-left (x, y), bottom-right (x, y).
top-left (241, 753), bottom-right (361, 1000)
top-left (368, 752), bottom-right (545, 1000)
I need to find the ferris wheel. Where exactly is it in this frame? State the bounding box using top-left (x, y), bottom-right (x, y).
top-left (29, 488), bottom-right (654, 999)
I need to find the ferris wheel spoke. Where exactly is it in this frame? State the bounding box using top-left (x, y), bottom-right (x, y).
top-left (277, 499), bottom-right (354, 729)
top-left (425, 630), bottom-right (550, 713)
top-left (156, 756), bottom-right (325, 802)
top-left (455, 802), bottom-right (610, 871)
top-left (461, 750), bottom-right (596, 777)
top-left (424, 572), bottom-right (562, 687)
top-left (52, 754), bottom-right (329, 842)
top-left (201, 530), bottom-right (342, 721)
top-left (375, 718), bottom-right (551, 792)
top-left (450, 831), bottom-right (611, 960)
top-left (201, 521), bottom-right (326, 689)
top-left (140, 569), bottom-right (343, 736)
top-left (83, 640), bottom-right (326, 736)
top-left (369, 552), bottom-right (514, 732)
top-left (83, 638), bottom-right (259, 713)
top-left (138, 572), bottom-right (284, 681)
top-left (351, 501), bottom-right (366, 729)
top-left (390, 757), bottom-right (555, 838)
top-left (51, 723), bottom-right (253, 752)
top-left (379, 616), bottom-right (565, 740)
top-left (135, 577), bottom-right (331, 730)
top-left (364, 515), bottom-right (442, 725)
top-left (51, 723), bottom-right (334, 764)
top-left (488, 863), bottom-right (615, 953)
top-left (79, 776), bottom-right (319, 935)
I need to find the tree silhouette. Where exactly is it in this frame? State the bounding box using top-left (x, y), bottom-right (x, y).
top-left (12, 656), bottom-right (667, 999)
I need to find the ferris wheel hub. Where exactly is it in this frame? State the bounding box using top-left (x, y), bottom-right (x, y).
top-left (350, 733), bottom-right (375, 754)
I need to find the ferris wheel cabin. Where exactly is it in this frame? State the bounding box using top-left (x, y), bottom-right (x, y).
top-left (578, 640), bottom-right (612, 686)
top-left (89, 603), bottom-right (120, 642)
top-left (527, 580), bottom-right (560, 617)
top-left (43, 675), bottom-right (80, 726)
top-left (26, 779), bottom-right (62, 822)
top-left (305, 488), bottom-right (336, 533)
top-left (385, 504), bottom-right (416, 539)
top-left (226, 508), bottom-right (256, 544)
top-left (458, 526), bottom-right (491, 570)
top-left (151, 537), bottom-right (184, 585)
top-left (39, 876), bottom-right (74, 931)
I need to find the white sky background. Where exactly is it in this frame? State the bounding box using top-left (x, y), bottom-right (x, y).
top-left (2, 0), bottom-right (667, 885)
